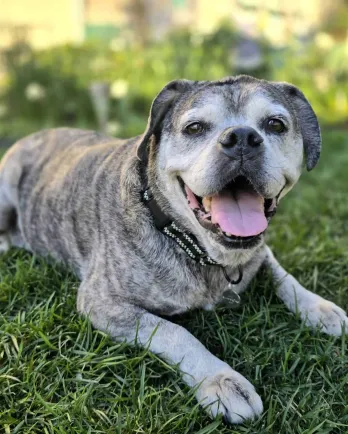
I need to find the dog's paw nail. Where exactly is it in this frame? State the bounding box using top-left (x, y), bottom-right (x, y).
top-left (196, 369), bottom-right (263, 424)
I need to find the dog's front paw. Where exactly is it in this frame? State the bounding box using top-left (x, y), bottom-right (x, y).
top-left (196, 368), bottom-right (263, 424)
top-left (300, 295), bottom-right (348, 336)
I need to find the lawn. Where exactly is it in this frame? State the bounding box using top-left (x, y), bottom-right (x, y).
top-left (0, 129), bottom-right (348, 434)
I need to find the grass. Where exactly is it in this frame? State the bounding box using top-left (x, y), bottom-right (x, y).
top-left (1, 129), bottom-right (348, 433)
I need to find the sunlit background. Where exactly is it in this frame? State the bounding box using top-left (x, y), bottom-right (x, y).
top-left (0, 0), bottom-right (347, 143)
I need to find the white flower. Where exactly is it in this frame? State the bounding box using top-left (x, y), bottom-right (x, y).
top-left (25, 83), bottom-right (46, 101)
top-left (107, 121), bottom-right (121, 136)
top-left (0, 104), bottom-right (7, 118)
top-left (110, 79), bottom-right (129, 99)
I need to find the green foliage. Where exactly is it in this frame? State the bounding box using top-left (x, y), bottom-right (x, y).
top-left (270, 40), bottom-right (348, 125)
top-left (0, 24), bottom-right (271, 139)
top-left (0, 23), bottom-right (347, 140)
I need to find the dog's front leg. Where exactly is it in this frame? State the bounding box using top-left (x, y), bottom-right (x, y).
top-left (77, 285), bottom-right (263, 424)
top-left (265, 246), bottom-right (348, 336)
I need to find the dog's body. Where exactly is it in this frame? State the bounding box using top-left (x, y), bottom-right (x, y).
top-left (1, 76), bottom-right (347, 424)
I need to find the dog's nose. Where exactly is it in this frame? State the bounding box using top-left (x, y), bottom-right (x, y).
top-left (218, 126), bottom-right (263, 150)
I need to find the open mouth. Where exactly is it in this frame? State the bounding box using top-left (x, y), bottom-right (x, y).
top-left (179, 176), bottom-right (277, 248)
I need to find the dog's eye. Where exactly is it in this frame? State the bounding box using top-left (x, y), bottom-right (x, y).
top-left (185, 122), bottom-right (204, 135)
top-left (266, 118), bottom-right (285, 133)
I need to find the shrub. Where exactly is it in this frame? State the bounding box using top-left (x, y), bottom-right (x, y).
top-left (0, 23), bottom-right (347, 140)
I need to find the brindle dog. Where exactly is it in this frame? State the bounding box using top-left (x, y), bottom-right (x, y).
top-left (1, 76), bottom-right (347, 424)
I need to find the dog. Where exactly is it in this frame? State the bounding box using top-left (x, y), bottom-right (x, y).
top-left (1, 75), bottom-right (347, 424)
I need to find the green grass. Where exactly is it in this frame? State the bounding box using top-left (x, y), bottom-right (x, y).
top-left (1, 130), bottom-right (348, 434)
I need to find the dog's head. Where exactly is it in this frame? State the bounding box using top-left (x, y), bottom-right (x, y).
top-left (137, 76), bottom-right (321, 264)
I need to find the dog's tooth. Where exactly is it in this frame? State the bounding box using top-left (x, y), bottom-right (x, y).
top-left (202, 197), bottom-right (211, 212)
top-left (224, 232), bottom-right (232, 237)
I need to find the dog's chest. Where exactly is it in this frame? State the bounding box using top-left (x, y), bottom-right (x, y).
top-left (135, 266), bottom-right (248, 316)
top-left (126, 245), bottom-right (265, 316)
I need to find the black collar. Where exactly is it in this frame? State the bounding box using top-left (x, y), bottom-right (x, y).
top-left (142, 187), bottom-right (243, 285)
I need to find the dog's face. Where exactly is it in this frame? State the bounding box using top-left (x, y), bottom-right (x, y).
top-left (137, 76), bottom-right (321, 264)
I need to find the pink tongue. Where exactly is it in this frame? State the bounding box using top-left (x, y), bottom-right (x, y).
top-left (211, 189), bottom-right (268, 237)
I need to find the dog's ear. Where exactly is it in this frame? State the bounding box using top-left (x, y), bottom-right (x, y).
top-left (273, 82), bottom-right (321, 171)
top-left (136, 79), bottom-right (195, 161)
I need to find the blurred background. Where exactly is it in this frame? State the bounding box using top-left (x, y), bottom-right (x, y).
top-left (0, 0), bottom-right (347, 144)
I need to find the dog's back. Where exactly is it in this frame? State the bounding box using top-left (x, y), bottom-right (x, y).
top-left (0, 128), bottom-right (126, 271)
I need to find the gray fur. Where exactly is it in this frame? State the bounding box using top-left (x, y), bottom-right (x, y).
top-left (270, 81), bottom-right (321, 171)
top-left (0, 75), bottom-right (345, 425)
